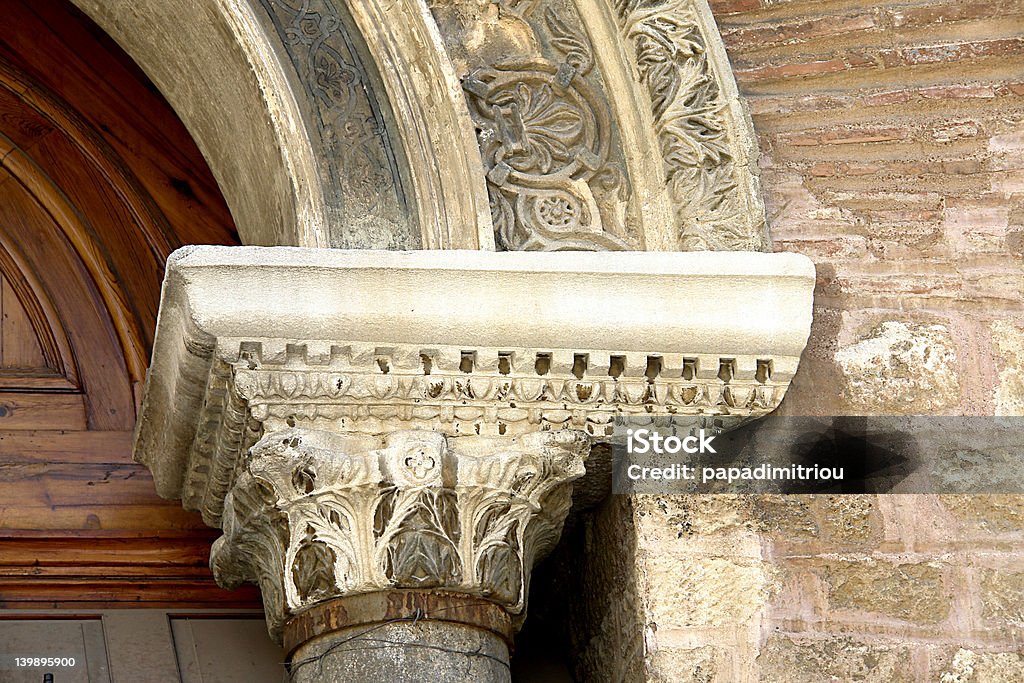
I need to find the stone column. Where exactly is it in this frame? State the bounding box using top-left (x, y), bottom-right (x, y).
top-left (209, 428), bottom-right (587, 682)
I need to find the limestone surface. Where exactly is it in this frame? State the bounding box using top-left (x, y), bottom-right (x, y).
top-left (835, 321), bottom-right (961, 413)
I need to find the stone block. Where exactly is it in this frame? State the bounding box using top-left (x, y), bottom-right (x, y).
top-left (647, 645), bottom-right (717, 683)
top-left (754, 495), bottom-right (819, 539)
top-left (821, 495), bottom-right (880, 544)
top-left (835, 321), bottom-right (960, 413)
top-left (823, 560), bottom-right (949, 623)
top-left (939, 649), bottom-right (1024, 682)
top-left (757, 635), bottom-right (914, 682)
top-left (940, 494), bottom-right (1024, 533)
top-left (634, 495), bottom-right (756, 541)
top-left (644, 553), bottom-right (772, 629)
top-left (980, 569), bottom-right (1024, 626)
top-left (991, 321), bottom-right (1024, 416)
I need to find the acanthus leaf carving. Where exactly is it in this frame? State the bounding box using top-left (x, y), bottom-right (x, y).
top-left (616, 0), bottom-right (769, 250)
top-left (185, 340), bottom-right (796, 527)
top-left (210, 427), bottom-right (589, 638)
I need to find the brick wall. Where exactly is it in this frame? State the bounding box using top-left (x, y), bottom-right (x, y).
top-left (705, 0), bottom-right (1024, 679)
top-left (710, 0), bottom-right (1024, 417)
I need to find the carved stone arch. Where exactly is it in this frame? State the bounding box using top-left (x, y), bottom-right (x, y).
top-left (427, 0), bottom-right (770, 252)
top-left (69, 0), bottom-right (763, 255)
top-left (69, 0), bottom-right (495, 251)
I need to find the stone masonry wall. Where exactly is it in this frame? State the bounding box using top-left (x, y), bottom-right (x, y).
top-left (565, 1), bottom-right (1024, 681)
top-left (715, 0), bottom-right (1024, 418)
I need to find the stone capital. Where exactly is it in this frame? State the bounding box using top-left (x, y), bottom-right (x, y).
top-left (132, 246), bottom-right (815, 648)
top-left (211, 427), bottom-right (588, 638)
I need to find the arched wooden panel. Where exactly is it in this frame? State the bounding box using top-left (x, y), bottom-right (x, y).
top-left (0, 277), bottom-right (49, 373)
top-left (0, 242), bottom-right (78, 389)
top-left (0, 0), bottom-right (258, 610)
top-left (0, 161), bottom-right (133, 429)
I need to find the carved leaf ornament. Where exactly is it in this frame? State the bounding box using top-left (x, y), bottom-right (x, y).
top-left (454, 0), bottom-right (768, 250)
top-left (617, 0), bottom-right (767, 249)
top-left (464, 7), bottom-right (631, 251)
top-left (211, 428), bottom-right (589, 636)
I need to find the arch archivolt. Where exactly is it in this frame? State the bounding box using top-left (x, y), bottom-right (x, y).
top-left (428, 0), bottom-right (769, 251)
top-left (71, 0), bottom-right (767, 254)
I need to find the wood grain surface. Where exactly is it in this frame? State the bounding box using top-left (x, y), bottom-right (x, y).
top-left (0, 0), bottom-right (252, 609)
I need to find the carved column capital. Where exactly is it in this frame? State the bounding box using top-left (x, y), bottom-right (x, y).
top-left (210, 426), bottom-right (588, 637)
top-left (133, 247), bottom-right (814, 654)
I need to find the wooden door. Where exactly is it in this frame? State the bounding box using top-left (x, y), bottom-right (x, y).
top-left (0, 0), bottom-right (259, 613)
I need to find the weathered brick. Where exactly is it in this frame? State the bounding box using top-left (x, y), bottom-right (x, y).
top-left (919, 84), bottom-right (996, 99)
top-left (865, 208), bottom-right (943, 223)
top-left (708, 0), bottom-right (760, 15)
top-left (961, 272), bottom-right (1024, 301)
top-left (737, 56), bottom-right (870, 81)
top-left (780, 127), bottom-right (908, 146)
top-left (931, 121), bottom-right (981, 143)
top-left (989, 130), bottom-right (1024, 153)
top-left (991, 171), bottom-right (1024, 193)
top-left (723, 14), bottom-right (876, 51)
top-left (888, 1), bottom-right (1007, 29)
top-left (878, 39), bottom-right (1024, 67)
top-left (774, 236), bottom-right (869, 259)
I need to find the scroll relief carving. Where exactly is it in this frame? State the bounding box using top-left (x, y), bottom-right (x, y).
top-left (448, 1), bottom-right (636, 251)
top-left (210, 428), bottom-right (588, 637)
top-left (615, 0), bottom-right (768, 250)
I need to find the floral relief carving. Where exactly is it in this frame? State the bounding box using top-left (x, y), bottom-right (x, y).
top-left (258, 0), bottom-right (408, 226)
top-left (210, 428), bottom-right (589, 637)
top-left (615, 0), bottom-right (768, 250)
top-left (460, 5), bottom-right (633, 251)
